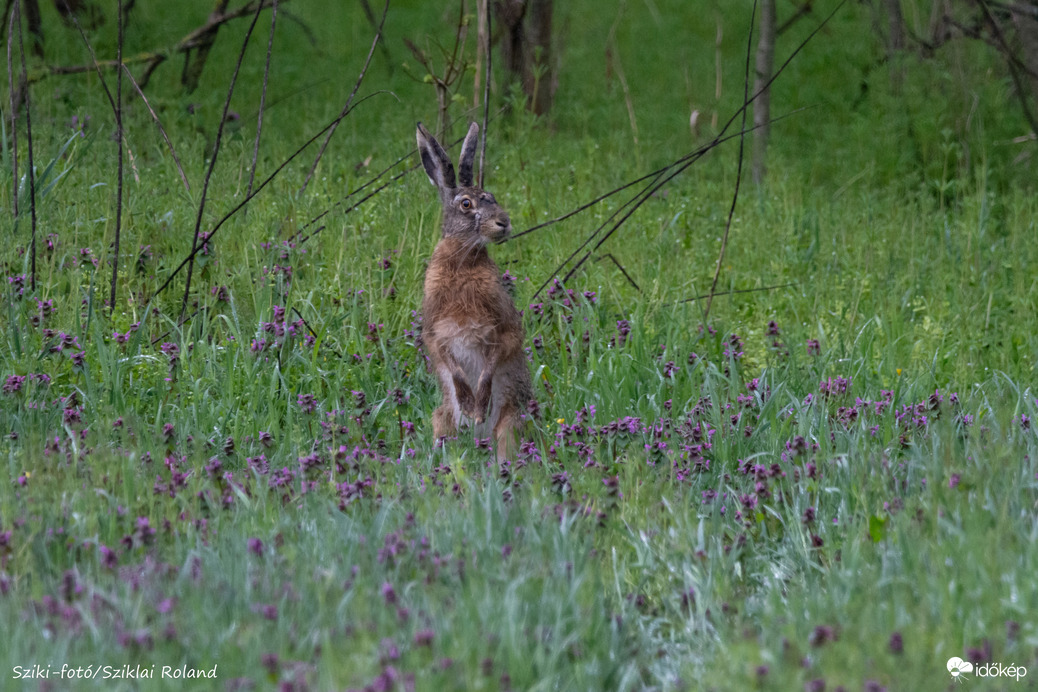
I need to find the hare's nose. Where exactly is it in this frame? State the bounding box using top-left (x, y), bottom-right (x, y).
top-left (495, 217), bottom-right (510, 230)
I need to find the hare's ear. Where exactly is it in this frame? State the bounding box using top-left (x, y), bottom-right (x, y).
top-left (457, 122), bottom-right (479, 188)
top-left (416, 122), bottom-right (456, 193)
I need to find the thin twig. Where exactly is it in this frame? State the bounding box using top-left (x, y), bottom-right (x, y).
top-left (296, 176), bottom-right (399, 246)
top-left (984, 0), bottom-right (1038, 19)
top-left (777, 0), bottom-right (813, 36)
top-left (69, 2), bottom-right (128, 312)
top-left (703, 0), bottom-right (756, 323)
top-left (23, 0), bottom-right (283, 88)
top-left (250, 76), bottom-right (329, 113)
top-left (528, 110), bottom-right (801, 300)
top-left (543, 174), bottom-right (661, 296)
top-left (248, 0), bottom-right (277, 201)
top-left (976, 0), bottom-right (1038, 137)
top-left (969, 3), bottom-right (1038, 81)
top-left (358, 0), bottom-right (393, 72)
top-left (548, 121), bottom-right (797, 298)
top-left (67, 10), bottom-right (117, 109)
top-left (16, 0), bottom-right (36, 292)
top-left (180, 0), bottom-right (265, 322)
top-left (153, 93), bottom-right (389, 300)
top-left (478, 0), bottom-right (490, 188)
top-left (0, 0), bottom-right (11, 48)
top-left (291, 306), bottom-right (343, 359)
top-left (110, 0), bottom-right (125, 315)
top-left (299, 0), bottom-right (388, 195)
top-left (150, 309), bottom-right (200, 346)
top-left (182, 0), bottom-right (231, 92)
top-left (559, 109), bottom-right (811, 293)
top-left (290, 154), bottom-right (416, 242)
top-left (667, 281), bottom-right (797, 306)
top-left (595, 253), bottom-right (640, 291)
top-left (160, 101), bottom-right (478, 310)
top-left (6, 1), bottom-right (17, 219)
top-left (122, 64), bottom-right (190, 192)
top-left (290, 114), bottom-right (486, 243)
top-left (526, 1), bottom-right (846, 299)
top-left (509, 165), bottom-right (672, 240)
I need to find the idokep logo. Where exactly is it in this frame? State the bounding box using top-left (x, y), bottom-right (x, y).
top-left (947, 658), bottom-right (974, 679)
top-left (946, 657), bottom-right (1028, 682)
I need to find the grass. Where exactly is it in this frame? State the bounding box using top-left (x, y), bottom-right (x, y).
top-left (1, 0), bottom-right (1037, 690)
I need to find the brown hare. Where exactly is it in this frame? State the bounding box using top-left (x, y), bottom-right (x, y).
top-left (416, 121), bottom-right (532, 462)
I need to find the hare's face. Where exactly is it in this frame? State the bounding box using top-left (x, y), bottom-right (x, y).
top-left (417, 121), bottom-right (512, 245)
top-left (446, 187), bottom-right (512, 244)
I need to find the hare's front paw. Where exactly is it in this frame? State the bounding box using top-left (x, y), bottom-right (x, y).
top-left (463, 397), bottom-right (486, 424)
top-left (453, 376), bottom-right (481, 421)
top-left (472, 381), bottom-right (493, 424)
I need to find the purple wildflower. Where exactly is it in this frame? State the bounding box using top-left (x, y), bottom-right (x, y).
top-left (2, 375), bottom-right (25, 394)
top-left (297, 393), bottom-right (318, 415)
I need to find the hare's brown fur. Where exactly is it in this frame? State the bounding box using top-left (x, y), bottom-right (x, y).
top-left (417, 122), bottom-right (532, 461)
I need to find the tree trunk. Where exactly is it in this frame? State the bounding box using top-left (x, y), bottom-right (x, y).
top-left (181, 0), bottom-right (230, 92)
top-left (884, 0), bottom-right (905, 94)
top-left (24, 0), bottom-right (43, 56)
top-left (752, 0), bottom-right (776, 185)
top-left (495, 0), bottom-right (554, 115)
top-left (527, 0), bottom-right (553, 114)
top-left (1012, 7), bottom-right (1038, 103)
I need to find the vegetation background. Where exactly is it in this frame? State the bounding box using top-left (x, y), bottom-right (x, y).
top-left (0, 0), bottom-right (1036, 689)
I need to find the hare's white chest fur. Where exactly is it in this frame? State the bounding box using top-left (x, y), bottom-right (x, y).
top-left (439, 317), bottom-right (492, 386)
top-left (436, 317), bottom-right (494, 428)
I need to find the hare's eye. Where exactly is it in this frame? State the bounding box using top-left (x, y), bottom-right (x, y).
top-left (460, 199), bottom-right (472, 210)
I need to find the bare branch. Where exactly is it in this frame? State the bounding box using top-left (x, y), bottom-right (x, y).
top-left (63, 2), bottom-right (132, 313)
top-left (291, 306), bottom-right (344, 359)
top-left (7, 1), bottom-right (18, 219)
top-left (751, 0), bottom-right (775, 185)
top-left (182, 0), bottom-right (230, 92)
top-left (704, 0), bottom-right (755, 322)
top-left (523, 1), bottom-right (847, 301)
top-left (153, 92), bottom-right (390, 300)
top-left (181, 1), bottom-right (266, 321)
top-left (777, 0), bottom-right (812, 36)
top-left (110, 0), bottom-right (125, 315)
top-left (299, 0), bottom-right (388, 195)
top-left (358, 0), bottom-right (393, 72)
top-left (122, 64), bottom-right (190, 192)
top-left (23, 0), bottom-right (284, 88)
top-left (667, 282), bottom-right (797, 307)
top-left (975, 0), bottom-right (1038, 137)
top-left (478, 0), bottom-right (491, 187)
top-left (595, 253), bottom-right (640, 292)
top-left (290, 114), bottom-right (485, 244)
top-left (248, 0), bottom-right (277, 201)
top-left (16, 0), bottom-right (37, 292)
top-left (526, 109), bottom-right (808, 301)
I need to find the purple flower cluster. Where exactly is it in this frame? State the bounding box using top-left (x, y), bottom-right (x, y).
top-left (253, 305), bottom-right (316, 355)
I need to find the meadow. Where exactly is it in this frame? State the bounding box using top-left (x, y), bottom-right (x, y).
top-left (1, 1), bottom-right (1037, 690)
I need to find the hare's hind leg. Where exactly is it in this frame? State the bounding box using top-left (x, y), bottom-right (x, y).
top-left (490, 359), bottom-right (533, 463)
top-left (492, 400), bottom-right (518, 463)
